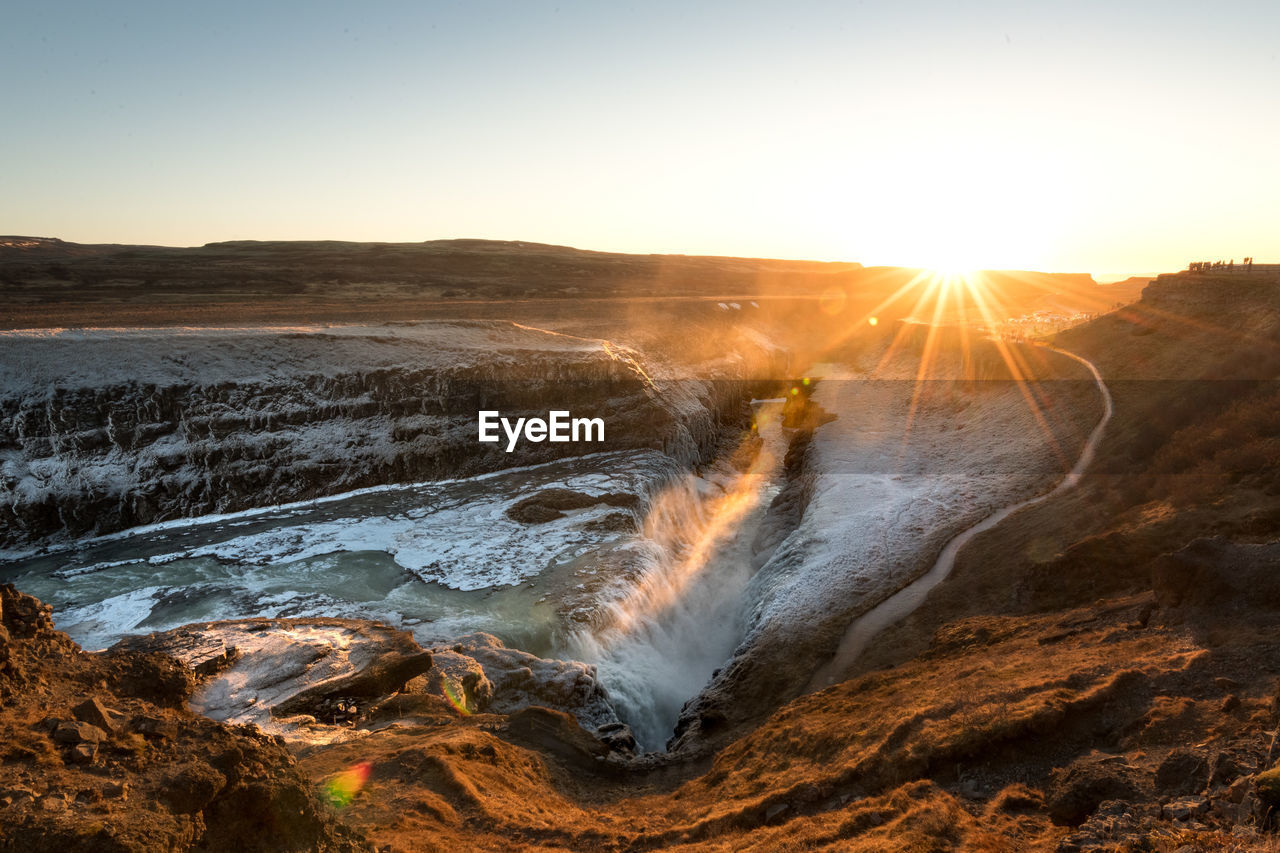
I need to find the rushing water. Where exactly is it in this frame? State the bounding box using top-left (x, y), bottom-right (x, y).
top-left (567, 401), bottom-right (787, 749)
top-left (0, 404), bottom-right (788, 750)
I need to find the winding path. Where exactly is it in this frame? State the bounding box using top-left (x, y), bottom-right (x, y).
top-left (806, 345), bottom-right (1113, 690)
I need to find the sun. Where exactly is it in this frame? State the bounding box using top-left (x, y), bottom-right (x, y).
top-left (918, 267), bottom-right (984, 305)
top-left (902, 235), bottom-right (996, 278)
top-left (925, 264), bottom-right (981, 281)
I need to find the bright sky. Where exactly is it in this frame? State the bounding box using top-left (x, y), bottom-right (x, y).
top-left (3, 1), bottom-right (1277, 275)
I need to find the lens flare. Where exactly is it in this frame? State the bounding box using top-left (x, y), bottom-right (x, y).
top-left (441, 678), bottom-right (472, 716)
top-left (323, 761), bottom-right (371, 809)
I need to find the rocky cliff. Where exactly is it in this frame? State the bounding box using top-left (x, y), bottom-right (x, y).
top-left (1, 321), bottom-right (772, 550)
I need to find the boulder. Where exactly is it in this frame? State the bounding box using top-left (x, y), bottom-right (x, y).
top-left (119, 618), bottom-right (434, 733)
top-left (72, 697), bottom-right (123, 734)
top-left (1254, 767), bottom-right (1280, 807)
top-left (52, 720), bottom-right (107, 745)
top-left (1048, 756), bottom-right (1147, 826)
top-left (412, 647), bottom-right (494, 713)
top-left (596, 721), bottom-right (638, 756)
top-left (0, 584), bottom-right (56, 639)
top-left (272, 648), bottom-right (433, 718)
top-left (445, 632), bottom-right (620, 731)
top-left (1161, 796), bottom-right (1209, 821)
top-left (161, 763), bottom-right (228, 814)
top-left (1155, 750), bottom-right (1208, 796)
top-left (132, 713), bottom-right (179, 740)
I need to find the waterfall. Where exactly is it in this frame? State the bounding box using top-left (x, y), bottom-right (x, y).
top-left (565, 402), bottom-right (786, 750)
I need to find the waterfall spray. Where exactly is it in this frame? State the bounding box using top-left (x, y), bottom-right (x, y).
top-left (566, 402), bottom-right (786, 750)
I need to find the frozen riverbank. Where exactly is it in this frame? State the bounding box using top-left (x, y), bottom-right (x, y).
top-left (0, 449), bottom-right (684, 653)
top-left (807, 345), bottom-right (1115, 687)
top-left (670, 335), bottom-right (1104, 751)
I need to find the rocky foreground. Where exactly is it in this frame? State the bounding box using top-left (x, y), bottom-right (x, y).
top-left (11, 544), bottom-right (1280, 853)
top-left (0, 580), bottom-right (651, 851)
top-left (0, 584), bottom-right (366, 851)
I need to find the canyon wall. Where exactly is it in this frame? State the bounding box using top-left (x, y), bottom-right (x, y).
top-left (0, 321), bottom-right (773, 550)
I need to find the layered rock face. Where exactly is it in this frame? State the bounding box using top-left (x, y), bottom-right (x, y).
top-left (0, 321), bottom-right (767, 549)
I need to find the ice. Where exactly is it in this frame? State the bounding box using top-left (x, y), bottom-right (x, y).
top-left (3, 449), bottom-right (682, 656)
top-left (47, 586), bottom-right (167, 652)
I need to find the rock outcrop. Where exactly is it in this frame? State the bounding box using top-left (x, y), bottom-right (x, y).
top-left (424, 632), bottom-right (629, 740)
top-left (0, 584), bottom-right (366, 852)
top-left (115, 619), bottom-right (435, 737)
top-left (0, 322), bottom-right (769, 549)
top-left (115, 618), bottom-right (637, 757)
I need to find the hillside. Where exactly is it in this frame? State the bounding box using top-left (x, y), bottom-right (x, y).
top-left (0, 238), bottom-right (1134, 333)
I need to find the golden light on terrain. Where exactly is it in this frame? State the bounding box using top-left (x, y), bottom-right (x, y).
top-left (838, 268), bottom-right (1075, 470)
top-left (583, 406), bottom-right (783, 644)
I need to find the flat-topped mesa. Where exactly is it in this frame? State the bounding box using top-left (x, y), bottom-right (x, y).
top-left (0, 236), bottom-right (864, 300)
top-left (1142, 267), bottom-right (1280, 314)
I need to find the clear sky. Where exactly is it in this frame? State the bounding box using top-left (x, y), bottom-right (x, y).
top-left (3, 1), bottom-right (1277, 274)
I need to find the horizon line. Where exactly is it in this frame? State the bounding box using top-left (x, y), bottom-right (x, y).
top-left (0, 233), bottom-right (1183, 281)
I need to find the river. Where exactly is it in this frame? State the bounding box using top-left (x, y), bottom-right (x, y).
top-left (0, 400), bottom-right (790, 751)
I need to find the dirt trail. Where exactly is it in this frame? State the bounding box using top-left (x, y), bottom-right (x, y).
top-left (807, 344), bottom-right (1114, 688)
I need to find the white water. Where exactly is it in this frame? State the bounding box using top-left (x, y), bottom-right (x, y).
top-left (0, 398), bottom-right (792, 751)
top-left (567, 401), bottom-right (788, 750)
top-left (0, 399), bottom-right (796, 752)
top-left (807, 346), bottom-right (1113, 688)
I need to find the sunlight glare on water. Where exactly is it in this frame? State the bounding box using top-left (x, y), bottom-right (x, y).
top-left (566, 402), bottom-right (787, 750)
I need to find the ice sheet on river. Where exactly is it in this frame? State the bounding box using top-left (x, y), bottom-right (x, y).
top-left (1, 450), bottom-right (683, 651)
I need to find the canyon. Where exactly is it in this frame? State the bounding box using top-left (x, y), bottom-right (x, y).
top-left (3, 239), bottom-right (1276, 852)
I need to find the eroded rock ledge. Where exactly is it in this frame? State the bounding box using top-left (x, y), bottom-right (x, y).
top-left (117, 617), bottom-right (639, 761)
top-left (0, 322), bottom-right (773, 549)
